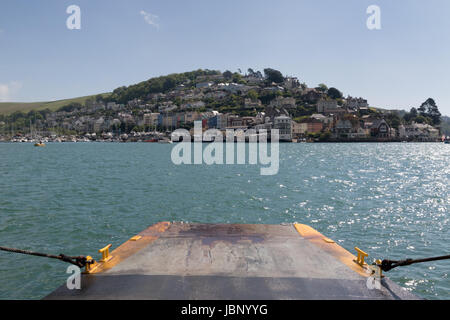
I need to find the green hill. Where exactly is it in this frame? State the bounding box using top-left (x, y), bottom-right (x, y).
top-left (0, 69), bottom-right (221, 115)
top-left (0, 94), bottom-right (110, 115)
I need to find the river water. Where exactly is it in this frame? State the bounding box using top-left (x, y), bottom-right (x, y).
top-left (0, 142), bottom-right (448, 299)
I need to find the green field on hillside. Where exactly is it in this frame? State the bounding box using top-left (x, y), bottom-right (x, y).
top-left (0, 94), bottom-right (110, 115)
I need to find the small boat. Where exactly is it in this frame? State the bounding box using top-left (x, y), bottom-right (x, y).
top-left (441, 135), bottom-right (449, 144)
top-left (34, 142), bottom-right (46, 147)
top-left (158, 139), bottom-right (173, 144)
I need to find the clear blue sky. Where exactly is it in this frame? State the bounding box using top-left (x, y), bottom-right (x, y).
top-left (0, 0), bottom-right (449, 115)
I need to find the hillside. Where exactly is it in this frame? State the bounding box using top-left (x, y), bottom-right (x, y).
top-left (440, 116), bottom-right (450, 135)
top-left (0, 94), bottom-right (110, 115)
top-left (0, 70), bottom-right (224, 115)
top-left (0, 68), bottom-right (445, 143)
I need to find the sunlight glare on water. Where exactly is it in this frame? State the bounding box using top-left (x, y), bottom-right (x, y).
top-left (0, 142), bottom-right (448, 299)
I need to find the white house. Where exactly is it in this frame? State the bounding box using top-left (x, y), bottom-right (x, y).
top-left (273, 116), bottom-right (292, 141)
top-left (399, 122), bottom-right (440, 140)
top-left (196, 82), bottom-right (213, 89)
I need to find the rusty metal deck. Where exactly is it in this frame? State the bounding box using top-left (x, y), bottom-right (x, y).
top-left (45, 222), bottom-right (418, 300)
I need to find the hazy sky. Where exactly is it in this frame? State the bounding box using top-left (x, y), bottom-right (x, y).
top-left (0, 0), bottom-right (449, 115)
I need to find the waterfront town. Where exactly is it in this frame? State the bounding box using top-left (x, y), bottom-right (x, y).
top-left (0, 69), bottom-right (445, 143)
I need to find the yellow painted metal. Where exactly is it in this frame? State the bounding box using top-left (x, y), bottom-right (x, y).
top-left (130, 236), bottom-right (142, 241)
top-left (87, 222), bottom-right (171, 274)
top-left (323, 237), bottom-right (335, 243)
top-left (354, 247), bottom-right (369, 266)
top-left (84, 255), bottom-right (97, 273)
top-left (99, 244), bottom-right (112, 262)
top-left (293, 223), bottom-right (369, 277)
top-left (375, 259), bottom-right (384, 278)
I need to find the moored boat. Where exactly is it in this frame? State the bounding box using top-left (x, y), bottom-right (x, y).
top-left (158, 139), bottom-right (173, 144)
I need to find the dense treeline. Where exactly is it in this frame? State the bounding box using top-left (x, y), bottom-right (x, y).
top-left (106, 69), bottom-right (222, 104)
top-left (403, 98), bottom-right (442, 126)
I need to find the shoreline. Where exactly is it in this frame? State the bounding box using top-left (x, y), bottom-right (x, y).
top-left (0, 140), bottom-right (444, 144)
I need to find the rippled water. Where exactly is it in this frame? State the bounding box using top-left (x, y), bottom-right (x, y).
top-left (0, 142), bottom-right (448, 299)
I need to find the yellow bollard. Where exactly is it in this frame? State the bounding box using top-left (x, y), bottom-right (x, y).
top-left (354, 247), bottom-right (369, 266)
top-left (84, 255), bottom-right (97, 273)
top-left (98, 244), bottom-right (112, 262)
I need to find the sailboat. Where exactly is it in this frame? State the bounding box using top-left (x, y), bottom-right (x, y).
top-left (32, 120), bottom-right (45, 147)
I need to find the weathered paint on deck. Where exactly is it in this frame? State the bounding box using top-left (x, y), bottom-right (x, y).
top-left (45, 222), bottom-right (418, 300)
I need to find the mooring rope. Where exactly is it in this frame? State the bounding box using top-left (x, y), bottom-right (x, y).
top-left (376, 254), bottom-right (450, 272)
top-left (0, 246), bottom-right (94, 268)
top-left (2, 245), bottom-right (448, 272)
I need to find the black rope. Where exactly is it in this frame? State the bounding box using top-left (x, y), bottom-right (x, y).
top-left (376, 254), bottom-right (450, 272)
top-left (0, 246), bottom-right (95, 268)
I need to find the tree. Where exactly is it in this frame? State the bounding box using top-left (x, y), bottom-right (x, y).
top-left (316, 83), bottom-right (328, 92)
top-left (246, 68), bottom-right (262, 78)
top-left (163, 77), bottom-right (176, 92)
top-left (327, 87), bottom-right (343, 99)
top-left (263, 68), bottom-right (284, 84)
top-left (424, 98), bottom-right (441, 125)
top-left (247, 90), bottom-right (258, 101)
top-left (223, 70), bottom-right (233, 79)
top-left (418, 101), bottom-right (427, 116)
top-left (259, 92), bottom-right (281, 105)
top-left (414, 115), bottom-right (428, 124)
top-left (59, 103), bottom-right (82, 113)
top-left (319, 131), bottom-right (332, 141)
top-left (417, 98), bottom-right (441, 125)
top-left (232, 73), bottom-right (243, 83)
top-left (403, 107), bottom-right (417, 123)
top-left (385, 112), bottom-right (401, 129)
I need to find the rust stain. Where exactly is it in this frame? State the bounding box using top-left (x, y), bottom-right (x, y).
top-left (201, 235), bottom-right (265, 248)
top-left (175, 224), bottom-right (268, 247)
